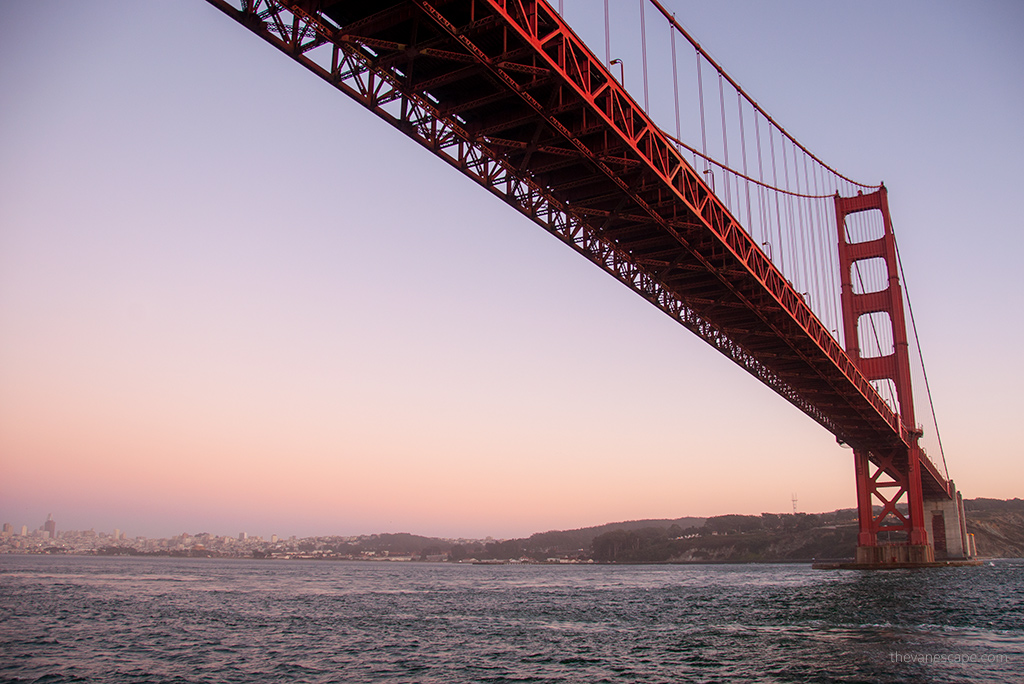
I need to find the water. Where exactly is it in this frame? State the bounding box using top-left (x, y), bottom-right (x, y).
top-left (1, 556), bottom-right (1021, 683)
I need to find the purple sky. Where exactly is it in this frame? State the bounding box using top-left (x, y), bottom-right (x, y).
top-left (2, 0), bottom-right (1022, 540)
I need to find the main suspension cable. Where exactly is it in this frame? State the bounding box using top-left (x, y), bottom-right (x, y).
top-left (646, 0), bottom-right (880, 191)
top-left (893, 233), bottom-right (950, 481)
top-left (665, 132), bottom-right (838, 199)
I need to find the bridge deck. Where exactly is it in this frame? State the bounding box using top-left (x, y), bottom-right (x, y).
top-left (207, 0), bottom-right (949, 497)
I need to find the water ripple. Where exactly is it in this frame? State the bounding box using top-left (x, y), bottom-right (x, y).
top-left (1, 557), bottom-right (1021, 683)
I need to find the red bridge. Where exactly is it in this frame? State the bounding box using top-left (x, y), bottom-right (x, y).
top-left (206, 0), bottom-right (974, 565)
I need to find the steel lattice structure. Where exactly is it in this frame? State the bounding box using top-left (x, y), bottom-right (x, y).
top-left (204, 0), bottom-right (955, 552)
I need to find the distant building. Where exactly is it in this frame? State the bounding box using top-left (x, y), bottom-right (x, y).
top-left (43, 514), bottom-right (56, 540)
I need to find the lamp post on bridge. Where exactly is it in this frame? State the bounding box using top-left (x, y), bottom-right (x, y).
top-left (609, 58), bottom-right (624, 86)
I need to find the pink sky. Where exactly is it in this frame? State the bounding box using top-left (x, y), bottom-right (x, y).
top-left (1, 1), bottom-right (1022, 540)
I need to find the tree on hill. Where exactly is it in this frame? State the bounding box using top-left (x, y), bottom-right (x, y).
top-left (965, 498), bottom-right (1024, 513)
top-left (704, 515), bottom-right (763, 535)
top-left (592, 527), bottom-right (671, 562)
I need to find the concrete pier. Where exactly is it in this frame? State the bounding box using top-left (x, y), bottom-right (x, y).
top-left (924, 487), bottom-right (972, 561)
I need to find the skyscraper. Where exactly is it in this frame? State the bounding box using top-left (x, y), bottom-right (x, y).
top-left (43, 514), bottom-right (56, 540)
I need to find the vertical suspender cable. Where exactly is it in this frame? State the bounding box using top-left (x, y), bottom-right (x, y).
top-left (604, 0), bottom-right (611, 65)
top-left (697, 54), bottom-right (710, 189)
top-left (719, 72), bottom-right (730, 208)
top-left (813, 164), bottom-right (837, 334)
top-left (671, 18), bottom-right (681, 148)
top-left (819, 167), bottom-right (835, 333)
top-left (800, 155), bottom-right (818, 316)
top-left (754, 114), bottom-right (769, 254)
top-left (792, 143), bottom-right (809, 297)
top-left (782, 137), bottom-right (795, 279)
top-left (640, 0), bottom-right (649, 113)
top-left (769, 126), bottom-right (784, 273)
top-left (825, 168), bottom-right (838, 332)
top-left (801, 152), bottom-right (814, 304)
top-left (802, 154), bottom-right (819, 315)
top-left (738, 92), bottom-right (753, 234)
top-left (818, 169), bottom-right (828, 322)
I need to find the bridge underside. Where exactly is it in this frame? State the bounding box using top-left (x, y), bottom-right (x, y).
top-left (207, 0), bottom-right (949, 501)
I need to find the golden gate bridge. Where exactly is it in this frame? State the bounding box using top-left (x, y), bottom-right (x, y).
top-left (205, 0), bottom-right (975, 566)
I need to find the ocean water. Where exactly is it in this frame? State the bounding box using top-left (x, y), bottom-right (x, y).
top-left (1, 556), bottom-right (1021, 683)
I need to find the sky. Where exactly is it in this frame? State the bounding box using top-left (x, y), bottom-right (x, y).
top-left (1, 0), bottom-right (1022, 541)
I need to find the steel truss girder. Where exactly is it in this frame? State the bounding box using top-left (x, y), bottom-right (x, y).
top-left (204, 0), bottom-right (947, 485)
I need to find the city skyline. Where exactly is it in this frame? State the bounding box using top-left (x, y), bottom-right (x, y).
top-left (0, 511), bottom-right (501, 545)
top-left (2, 1), bottom-right (1022, 540)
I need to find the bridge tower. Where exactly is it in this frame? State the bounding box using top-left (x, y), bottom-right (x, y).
top-left (835, 187), bottom-right (968, 565)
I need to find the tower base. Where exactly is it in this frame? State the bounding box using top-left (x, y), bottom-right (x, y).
top-left (857, 543), bottom-right (933, 565)
top-left (813, 543), bottom-right (982, 569)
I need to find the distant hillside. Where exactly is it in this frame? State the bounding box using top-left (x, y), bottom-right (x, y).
top-left (589, 510), bottom-right (860, 563)
top-left (581, 499), bottom-right (1024, 563)
top-left (524, 517), bottom-right (706, 552)
top-left (271, 499), bottom-right (1023, 563)
top-left (965, 498), bottom-right (1024, 558)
